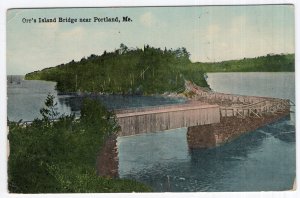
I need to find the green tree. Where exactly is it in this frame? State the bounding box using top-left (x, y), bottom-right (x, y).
top-left (120, 43), bottom-right (128, 54)
top-left (8, 96), bottom-right (150, 193)
top-left (39, 94), bottom-right (59, 121)
top-left (80, 98), bottom-right (120, 135)
top-left (25, 44), bottom-right (213, 94)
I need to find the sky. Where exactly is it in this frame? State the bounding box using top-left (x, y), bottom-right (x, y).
top-left (6, 5), bottom-right (294, 75)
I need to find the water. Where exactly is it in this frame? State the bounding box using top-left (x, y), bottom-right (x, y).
top-left (7, 76), bottom-right (185, 122)
top-left (58, 94), bottom-right (186, 114)
top-left (7, 76), bottom-right (65, 122)
top-left (7, 73), bottom-right (296, 192)
top-left (206, 72), bottom-right (295, 103)
top-left (117, 72), bottom-right (295, 192)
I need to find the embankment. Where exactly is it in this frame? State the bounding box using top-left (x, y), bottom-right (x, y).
top-left (187, 109), bottom-right (290, 149)
top-left (96, 133), bottom-right (119, 178)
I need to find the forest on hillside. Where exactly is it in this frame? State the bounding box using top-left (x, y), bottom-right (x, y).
top-left (25, 44), bottom-right (294, 95)
top-left (25, 44), bottom-right (209, 94)
top-left (194, 53), bottom-right (294, 72)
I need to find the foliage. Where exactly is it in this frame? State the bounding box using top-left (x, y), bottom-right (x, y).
top-left (25, 44), bottom-right (209, 94)
top-left (8, 95), bottom-right (151, 193)
top-left (25, 46), bottom-right (294, 95)
top-left (193, 54), bottom-right (294, 72)
top-left (39, 94), bottom-right (60, 121)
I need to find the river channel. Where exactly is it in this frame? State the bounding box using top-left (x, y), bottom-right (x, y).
top-left (7, 72), bottom-right (295, 191)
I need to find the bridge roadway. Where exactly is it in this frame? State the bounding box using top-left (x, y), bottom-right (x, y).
top-left (185, 80), bottom-right (291, 118)
top-left (16, 81), bottom-right (291, 138)
top-left (116, 81), bottom-right (291, 137)
top-left (116, 101), bottom-right (220, 136)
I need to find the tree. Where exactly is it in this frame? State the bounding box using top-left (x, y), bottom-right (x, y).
top-left (39, 94), bottom-right (60, 122)
top-left (8, 95), bottom-right (150, 193)
top-left (80, 98), bottom-right (120, 134)
top-left (181, 47), bottom-right (190, 59)
top-left (120, 43), bottom-right (128, 54)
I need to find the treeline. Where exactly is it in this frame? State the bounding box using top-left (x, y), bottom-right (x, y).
top-left (8, 95), bottom-right (151, 193)
top-left (25, 44), bottom-right (209, 94)
top-left (193, 54), bottom-right (294, 72)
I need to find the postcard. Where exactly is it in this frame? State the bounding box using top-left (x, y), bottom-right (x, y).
top-left (6, 5), bottom-right (295, 193)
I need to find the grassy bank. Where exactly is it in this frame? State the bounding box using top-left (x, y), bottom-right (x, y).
top-left (8, 95), bottom-right (152, 193)
top-left (25, 44), bottom-right (209, 94)
top-left (193, 54), bottom-right (294, 72)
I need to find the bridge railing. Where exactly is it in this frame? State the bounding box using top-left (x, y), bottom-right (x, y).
top-left (185, 80), bottom-right (291, 118)
top-left (220, 99), bottom-right (290, 118)
top-left (185, 80), bottom-right (272, 105)
top-left (8, 117), bottom-right (81, 127)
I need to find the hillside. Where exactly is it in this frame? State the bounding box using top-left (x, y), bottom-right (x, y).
top-left (25, 46), bottom-right (294, 94)
top-left (25, 44), bottom-right (209, 94)
top-left (193, 54), bottom-right (294, 72)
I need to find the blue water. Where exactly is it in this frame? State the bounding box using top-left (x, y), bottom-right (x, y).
top-left (7, 77), bottom-right (60, 122)
top-left (58, 94), bottom-right (186, 113)
top-left (206, 72), bottom-right (295, 103)
top-left (7, 76), bottom-right (185, 122)
top-left (7, 73), bottom-right (296, 192)
top-left (117, 72), bottom-right (295, 192)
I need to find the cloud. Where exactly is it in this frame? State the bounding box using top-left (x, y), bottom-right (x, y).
top-left (6, 7), bottom-right (295, 74)
top-left (205, 24), bottom-right (221, 42)
top-left (229, 15), bottom-right (247, 34)
top-left (140, 12), bottom-right (156, 27)
top-left (60, 26), bottom-right (85, 38)
top-left (207, 24), bottom-right (220, 35)
top-left (231, 15), bottom-right (247, 27)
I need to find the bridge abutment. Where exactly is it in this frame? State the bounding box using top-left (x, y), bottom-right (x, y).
top-left (96, 82), bottom-right (292, 177)
top-left (96, 133), bottom-right (119, 178)
top-left (187, 110), bottom-right (290, 149)
top-left (187, 125), bottom-right (217, 148)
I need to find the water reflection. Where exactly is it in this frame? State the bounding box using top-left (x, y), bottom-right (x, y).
top-left (190, 131), bottom-right (267, 163)
top-left (57, 94), bottom-right (186, 114)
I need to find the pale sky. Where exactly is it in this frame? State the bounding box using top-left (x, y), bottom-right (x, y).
top-left (7, 5), bottom-right (294, 75)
